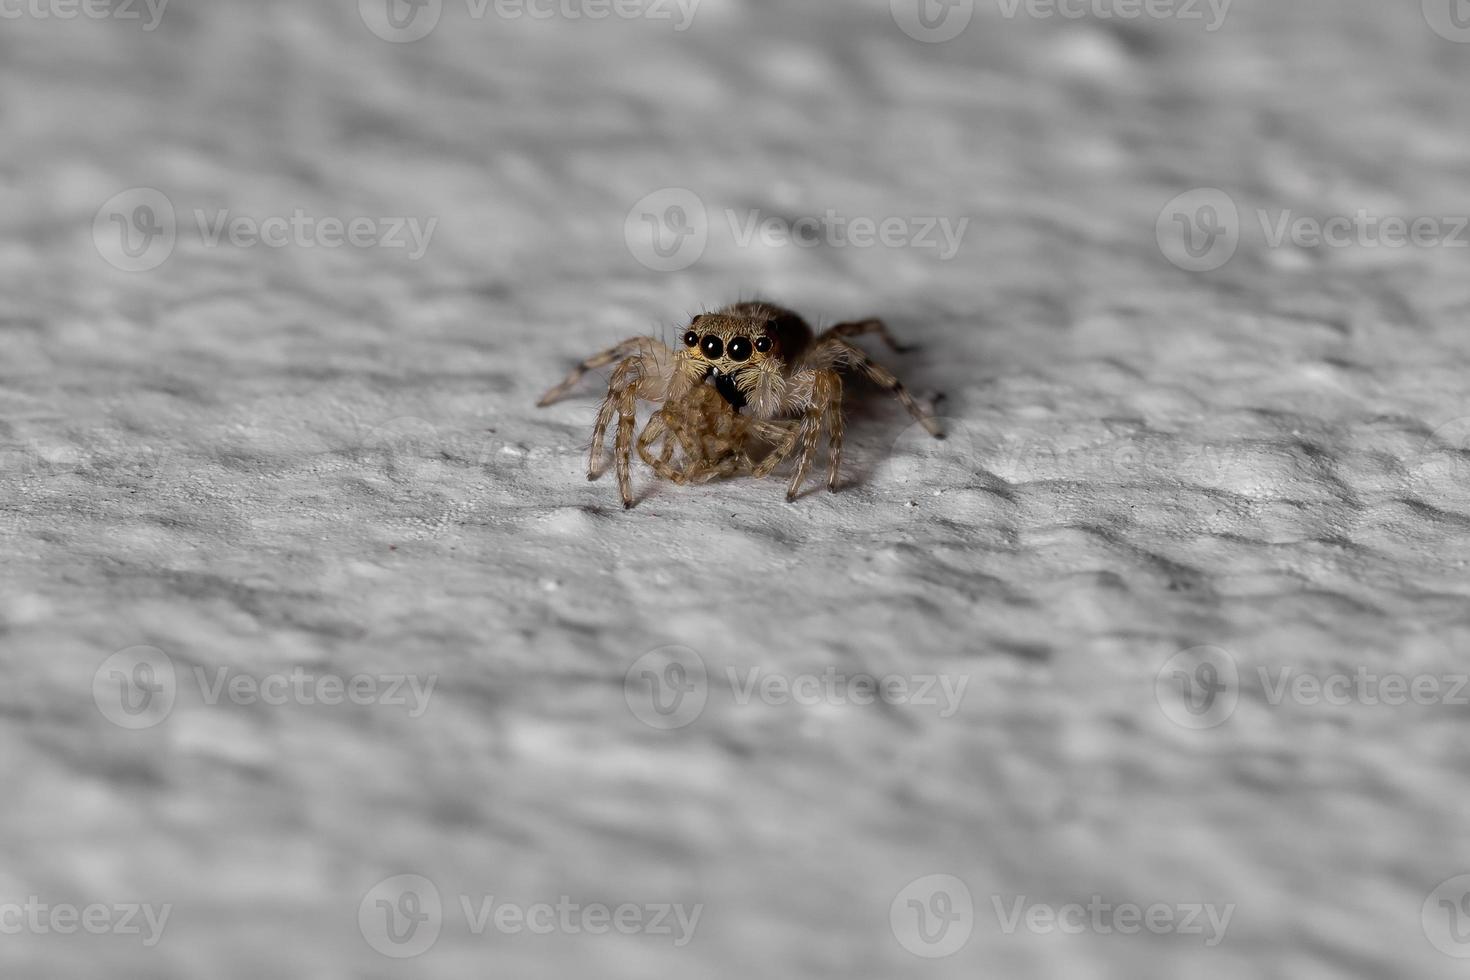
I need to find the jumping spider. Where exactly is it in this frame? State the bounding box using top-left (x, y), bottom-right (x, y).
top-left (537, 301), bottom-right (943, 508)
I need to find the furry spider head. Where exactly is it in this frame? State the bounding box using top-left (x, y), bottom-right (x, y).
top-left (679, 312), bottom-right (781, 376)
top-left (677, 306), bottom-right (814, 412)
top-left (678, 305), bottom-right (814, 377)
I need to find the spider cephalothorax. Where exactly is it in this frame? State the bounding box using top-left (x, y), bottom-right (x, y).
top-left (537, 301), bottom-right (943, 508)
top-left (676, 304), bottom-right (808, 413)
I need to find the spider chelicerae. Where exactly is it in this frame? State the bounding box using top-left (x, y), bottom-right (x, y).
top-left (537, 301), bottom-right (944, 508)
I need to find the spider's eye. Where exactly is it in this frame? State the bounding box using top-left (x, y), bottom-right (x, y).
top-left (754, 336), bottom-right (772, 353)
top-left (700, 335), bottom-right (724, 359)
top-left (683, 331), bottom-right (699, 347)
top-left (726, 337), bottom-right (752, 362)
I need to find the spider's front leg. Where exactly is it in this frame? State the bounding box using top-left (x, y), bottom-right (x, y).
top-left (832, 338), bottom-right (943, 439)
top-left (588, 358), bottom-right (645, 507)
top-left (817, 317), bottom-right (915, 354)
top-left (537, 337), bottom-right (647, 407)
top-left (787, 371), bottom-right (843, 501)
top-left (751, 370), bottom-right (843, 501)
top-left (547, 338), bottom-right (685, 508)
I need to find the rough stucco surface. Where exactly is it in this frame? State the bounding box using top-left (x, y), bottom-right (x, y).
top-left (4, 0), bottom-right (1470, 977)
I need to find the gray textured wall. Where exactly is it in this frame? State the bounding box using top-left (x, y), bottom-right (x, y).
top-left (4, 1), bottom-right (1470, 977)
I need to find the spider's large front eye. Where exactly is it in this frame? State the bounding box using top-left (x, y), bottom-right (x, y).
top-left (726, 337), bottom-right (752, 362)
top-left (755, 336), bottom-right (772, 353)
top-left (700, 335), bottom-right (724, 359)
top-left (683, 331), bottom-right (699, 347)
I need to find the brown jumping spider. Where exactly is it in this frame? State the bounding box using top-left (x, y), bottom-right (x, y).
top-left (537, 301), bottom-right (944, 508)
